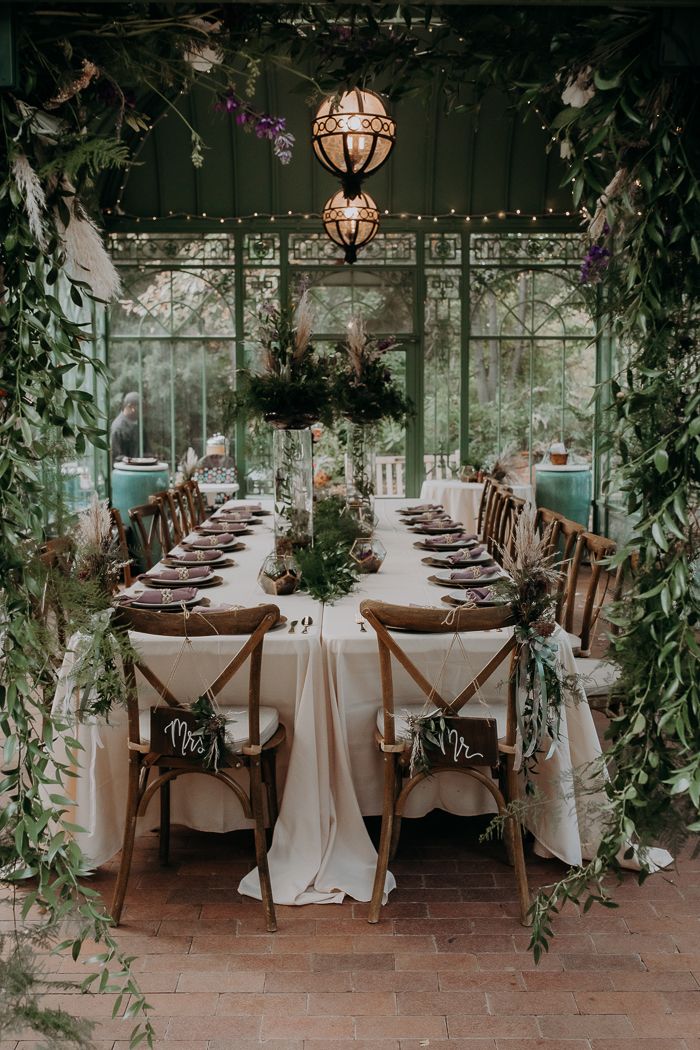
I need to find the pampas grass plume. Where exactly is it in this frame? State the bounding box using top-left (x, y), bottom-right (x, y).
top-left (11, 152), bottom-right (47, 249)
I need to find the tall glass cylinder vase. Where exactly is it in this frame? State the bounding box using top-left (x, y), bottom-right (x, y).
top-left (272, 428), bottom-right (313, 556)
top-left (345, 423), bottom-right (376, 515)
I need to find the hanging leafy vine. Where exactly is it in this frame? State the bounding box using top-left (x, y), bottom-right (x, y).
top-left (225, 1), bottom-right (700, 947)
top-left (0, 5), bottom-right (295, 1045)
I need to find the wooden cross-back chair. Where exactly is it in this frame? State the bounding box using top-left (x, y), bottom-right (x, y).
top-left (111, 603), bottom-right (284, 933)
top-left (151, 490), bottom-right (182, 549)
top-left (535, 509), bottom-right (586, 624)
top-left (477, 476), bottom-right (495, 535)
top-left (480, 479), bottom-right (502, 549)
top-left (501, 494), bottom-right (527, 561)
top-left (359, 599), bottom-right (529, 925)
top-left (37, 536), bottom-right (74, 653)
top-left (534, 506), bottom-right (562, 559)
top-left (109, 507), bottom-right (133, 588)
top-left (173, 483), bottom-right (195, 535)
top-left (564, 530), bottom-right (619, 657)
top-left (182, 478), bottom-right (207, 526)
top-left (128, 501), bottom-right (166, 570)
top-left (485, 484), bottom-right (513, 560)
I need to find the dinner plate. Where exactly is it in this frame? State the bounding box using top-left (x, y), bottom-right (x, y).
top-left (198, 521), bottom-right (253, 532)
top-left (440, 589), bottom-right (507, 608)
top-left (164, 551), bottom-right (234, 566)
top-left (410, 523), bottom-right (464, 535)
top-left (139, 572), bottom-right (223, 589)
top-left (420, 550), bottom-right (493, 567)
top-left (432, 567), bottom-right (506, 583)
top-left (427, 571), bottom-right (507, 588)
top-left (180, 537), bottom-right (248, 551)
top-left (129, 592), bottom-right (201, 611)
top-left (397, 505), bottom-right (443, 514)
top-left (413, 538), bottom-right (479, 551)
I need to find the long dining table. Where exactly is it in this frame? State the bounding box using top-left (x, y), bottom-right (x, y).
top-left (52, 496), bottom-right (662, 909)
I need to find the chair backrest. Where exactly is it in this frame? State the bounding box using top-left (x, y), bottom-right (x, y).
top-left (564, 530), bottom-right (618, 655)
top-left (173, 483), bottom-right (194, 534)
top-left (360, 599), bottom-right (518, 751)
top-left (183, 478), bottom-right (207, 525)
top-left (109, 507), bottom-right (132, 587)
top-left (477, 476), bottom-right (494, 534)
top-left (128, 501), bottom-right (165, 570)
top-left (485, 484), bottom-right (513, 558)
top-left (151, 489), bottom-right (181, 549)
top-left (534, 506), bottom-right (562, 558)
top-left (114, 604), bottom-right (281, 752)
top-left (503, 495), bottom-right (527, 560)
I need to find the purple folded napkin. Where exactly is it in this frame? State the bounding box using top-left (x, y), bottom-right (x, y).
top-left (199, 521), bottom-right (236, 531)
top-left (134, 587), bottom-right (198, 605)
top-left (147, 566), bottom-right (210, 581)
top-left (423, 522), bottom-right (461, 532)
top-left (429, 532), bottom-right (478, 545)
top-left (221, 501), bottom-right (261, 512)
top-left (451, 566), bottom-right (500, 581)
top-left (170, 549), bottom-right (223, 562)
top-left (468, 587), bottom-right (493, 602)
top-left (447, 544), bottom-right (486, 562)
top-left (187, 533), bottom-right (235, 548)
top-left (401, 503), bottom-right (442, 513)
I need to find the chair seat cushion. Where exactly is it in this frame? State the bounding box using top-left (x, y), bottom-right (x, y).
top-left (141, 706), bottom-right (280, 753)
top-left (376, 702), bottom-right (507, 741)
top-left (574, 657), bottom-right (619, 698)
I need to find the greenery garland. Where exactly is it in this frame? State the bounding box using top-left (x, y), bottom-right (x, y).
top-left (1, 11), bottom-right (698, 1045)
top-left (226, 2), bottom-right (700, 948)
top-left (0, 6), bottom-right (295, 1045)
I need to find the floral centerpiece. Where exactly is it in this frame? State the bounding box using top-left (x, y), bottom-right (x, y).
top-left (233, 292), bottom-right (334, 429)
top-left (333, 317), bottom-right (408, 425)
top-left (332, 317), bottom-right (409, 512)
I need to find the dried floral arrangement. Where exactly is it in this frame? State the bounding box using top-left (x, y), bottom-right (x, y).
top-left (332, 317), bottom-right (409, 425)
top-left (72, 495), bottom-right (129, 600)
top-left (230, 293), bottom-right (335, 429)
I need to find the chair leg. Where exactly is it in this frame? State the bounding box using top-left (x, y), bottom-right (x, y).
top-left (388, 763), bottom-right (404, 861)
top-left (497, 762), bottom-right (515, 867)
top-left (249, 756), bottom-right (277, 933)
top-left (262, 749), bottom-right (279, 828)
top-left (368, 754), bottom-right (396, 924)
top-left (159, 770), bottom-right (171, 867)
top-left (110, 761), bottom-right (145, 925)
top-left (505, 757), bottom-right (531, 925)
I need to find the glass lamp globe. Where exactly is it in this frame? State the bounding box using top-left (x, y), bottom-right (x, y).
top-left (312, 88), bottom-right (396, 196)
top-left (322, 189), bottom-right (379, 264)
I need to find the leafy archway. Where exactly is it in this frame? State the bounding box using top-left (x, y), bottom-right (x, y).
top-left (1, 3), bottom-right (698, 1043)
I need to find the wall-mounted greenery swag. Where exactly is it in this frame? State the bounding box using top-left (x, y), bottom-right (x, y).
top-left (1, 4), bottom-right (699, 1044)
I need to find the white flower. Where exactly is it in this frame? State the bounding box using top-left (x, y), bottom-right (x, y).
top-left (11, 151), bottom-right (47, 249)
top-left (559, 138), bottom-right (573, 160)
top-left (561, 67), bottom-right (595, 109)
top-left (185, 17), bottom-right (223, 72)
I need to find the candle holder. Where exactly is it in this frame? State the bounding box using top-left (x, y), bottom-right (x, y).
top-left (350, 536), bottom-right (386, 574)
top-left (257, 552), bottom-right (302, 596)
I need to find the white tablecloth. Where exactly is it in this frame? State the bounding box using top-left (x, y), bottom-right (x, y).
top-left (419, 479), bottom-right (533, 534)
top-left (323, 500), bottom-right (605, 868)
top-left (52, 504), bottom-right (392, 906)
top-left (52, 496), bottom-right (668, 908)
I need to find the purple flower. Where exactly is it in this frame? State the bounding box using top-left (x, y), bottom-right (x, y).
top-left (580, 244), bottom-right (611, 284)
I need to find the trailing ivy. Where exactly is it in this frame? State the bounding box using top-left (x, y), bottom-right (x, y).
top-left (0, 6), bottom-right (294, 1045)
top-left (226, 2), bottom-right (700, 946)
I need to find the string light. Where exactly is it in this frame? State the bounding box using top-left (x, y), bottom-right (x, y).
top-left (104, 207), bottom-right (586, 226)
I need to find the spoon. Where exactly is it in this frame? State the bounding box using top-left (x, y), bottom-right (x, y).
top-left (301, 616), bottom-right (313, 634)
top-left (288, 619), bottom-right (298, 634)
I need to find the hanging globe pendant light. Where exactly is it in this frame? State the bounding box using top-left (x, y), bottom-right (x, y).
top-left (312, 88), bottom-right (396, 197)
top-left (322, 189), bottom-right (379, 264)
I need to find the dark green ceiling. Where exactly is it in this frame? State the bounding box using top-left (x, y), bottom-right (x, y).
top-left (105, 68), bottom-right (575, 224)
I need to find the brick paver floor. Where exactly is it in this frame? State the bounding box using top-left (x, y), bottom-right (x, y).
top-left (5, 785), bottom-right (698, 1050)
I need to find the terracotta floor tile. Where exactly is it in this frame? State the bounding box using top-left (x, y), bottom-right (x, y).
top-left (446, 1015), bottom-right (540, 1038)
top-left (163, 1014), bottom-right (260, 1039)
top-left (216, 991), bottom-right (307, 1015)
top-left (308, 992), bottom-right (397, 1016)
top-left (260, 1015), bottom-right (354, 1040)
top-left (394, 952), bottom-right (478, 972)
top-left (590, 1042), bottom-right (688, 1050)
top-left (396, 990), bottom-right (487, 1015)
top-left (177, 971), bottom-right (266, 992)
top-left (313, 953), bottom-right (395, 972)
top-left (575, 990), bottom-right (669, 1014)
top-left (354, 1014), bottom-right (448, 1039)
top-left (264, 971), bottom-right (354, 993)
top-left (353, 971), bottom-right (439, 992)
top-left (537, 1014), bottom-right (635, 1038)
